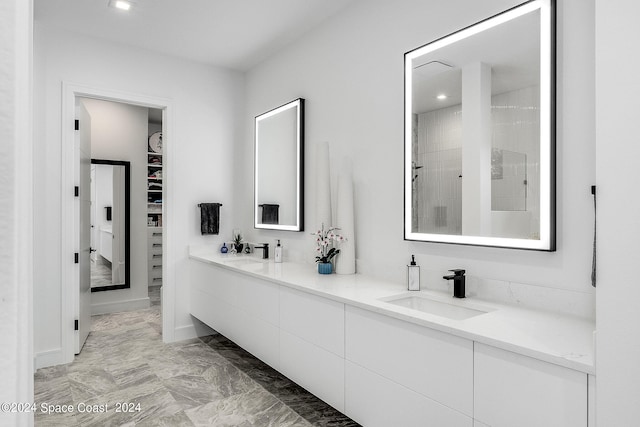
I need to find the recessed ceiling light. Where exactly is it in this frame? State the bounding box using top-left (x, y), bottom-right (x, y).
top-left (437, 94), bottom-right (447, 100)
top-left (109, 0), bottom-right (131, 11)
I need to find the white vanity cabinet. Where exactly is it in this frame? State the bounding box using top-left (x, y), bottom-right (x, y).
top-left (189, 260), bottom-right (280, 368)
top-left (474, 343), bottom-right (588, 427)
top-left (344, 306), bottom-right (474, 427)
top-left (279, 287), bottom-right (345, 411)
top-left (188, 253), bottom-right (593, 426)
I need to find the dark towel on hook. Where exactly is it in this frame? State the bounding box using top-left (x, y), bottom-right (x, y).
top-left (261, 204), bottom-right (279, 224)
top-left (200, 203), bottom-right (220, 235)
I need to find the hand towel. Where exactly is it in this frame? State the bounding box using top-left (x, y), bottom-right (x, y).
top-left (200, 203), bottom-right (220, 234)
top-left (261, 204), bottom-right (279, 224)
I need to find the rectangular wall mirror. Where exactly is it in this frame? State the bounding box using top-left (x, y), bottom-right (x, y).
top-left (255, 98), bottom-right (305, 231)
top-left (404, 0), bottom-right (555, 250)
top-left (90, 159), bottom-right (130, 291)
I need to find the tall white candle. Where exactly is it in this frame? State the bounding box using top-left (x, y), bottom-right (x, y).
top-left (316, 142), bottom-right (332, 229)
top-left (335, 172), bottom-right (355, 274)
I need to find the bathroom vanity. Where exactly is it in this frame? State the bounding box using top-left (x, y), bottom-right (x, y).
top-left (189, 248), bottom-right (595, 427)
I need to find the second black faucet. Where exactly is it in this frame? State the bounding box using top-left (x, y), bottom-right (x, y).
top-left (254, 243), bottom-right (269, 259)
top-left (443, 269), bottom-right (466, 298)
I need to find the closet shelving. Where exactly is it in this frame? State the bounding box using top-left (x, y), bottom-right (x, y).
top-left (147, 152), bottom-right (163, 227)
top-left (147, 129), bottom-right (163, 288)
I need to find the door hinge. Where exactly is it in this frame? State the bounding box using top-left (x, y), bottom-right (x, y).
top-left (74, 119), bottom-right (79, 131)
top-left (74, 253), bottom-right (79, 264)
top-left (74, 186), bottom-right (79, 197)
top-left (74, 319), bottom-right (79, 331)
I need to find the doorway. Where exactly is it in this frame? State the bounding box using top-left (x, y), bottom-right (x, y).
top-left (79, 96), bottom-right (163, 311)
top-left (61, 83), bottom-right (175, 363)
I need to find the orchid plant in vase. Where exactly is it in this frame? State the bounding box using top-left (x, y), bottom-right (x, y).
top-left (311, 223), bottom-right (346, 274)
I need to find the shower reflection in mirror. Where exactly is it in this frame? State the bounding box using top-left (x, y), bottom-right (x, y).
top-left (405, 0), bottom-right (555, 250)
top-left (90, 159), bottom-right (130, 291)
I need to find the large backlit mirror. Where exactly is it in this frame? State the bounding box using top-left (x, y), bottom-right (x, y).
top-left (405, 0), bottom-right (555, 250)
top-left (90, 159), bottom-right (130, 291)
top-left (255, 98), bottom-right (304, 231)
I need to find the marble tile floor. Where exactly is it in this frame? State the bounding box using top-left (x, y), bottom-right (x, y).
top-left (91, 260), bottom-right (113, 288)
top-left (148, 285), bottom-right (161, 307)
top-left (34, 306), bottom-right (359, 426)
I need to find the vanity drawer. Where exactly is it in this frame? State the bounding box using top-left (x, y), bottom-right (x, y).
top-left (279, 330), bottom-right (344, 412)
top-left (345, 360), bottom-right (472, 427)
top-left (345, 306), bottom-right (473, 416)
top-left (474, 343), bottom-right (587, 427)
top-left (279, 286), bottom-right (344, 356)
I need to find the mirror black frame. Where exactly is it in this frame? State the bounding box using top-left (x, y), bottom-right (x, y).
top-left (254, 98), bottom-right (305, 232)
top-left (90, 159), bottom-right (131, 292)
top-left (404, 0), bottom-right (556, 251)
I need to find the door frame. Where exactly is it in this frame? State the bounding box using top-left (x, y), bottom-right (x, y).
top-left (61, 82), bottom-right (175, 362)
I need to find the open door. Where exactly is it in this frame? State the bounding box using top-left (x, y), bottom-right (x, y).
top-left (75, 101), bottom-right (91, 353)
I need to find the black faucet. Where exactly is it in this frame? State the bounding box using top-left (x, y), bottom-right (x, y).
top-left (254, 243), bottom-right (269, 259)
top-left (443, 269), bottom-right (466, 298)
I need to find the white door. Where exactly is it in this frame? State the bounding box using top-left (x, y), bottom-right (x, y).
top-left (75, 101), bottom-right (92, 353)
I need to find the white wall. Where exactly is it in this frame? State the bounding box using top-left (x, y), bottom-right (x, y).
top-left (595, 0), bottom-right (640, 424)
top-left (1, 0), bottom-right (34, 425)
top-left (80, 98), bottom-right (150, 313)
top-left (33, 24), bottom-right (243, 366)
top-left (241, 0), bottom-right (596, 315)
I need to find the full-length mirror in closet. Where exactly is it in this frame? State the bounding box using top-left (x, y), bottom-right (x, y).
top-left (90, 159), bottom-right (130, 291)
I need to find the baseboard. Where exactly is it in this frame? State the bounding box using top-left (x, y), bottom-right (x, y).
top-left (172, 324), bottom-right (199, 342)
top-left (35, 348), bottom-right (67, 370)
top-left (172, 319), bottom-right (215, 343)
top-left (91, 297), bottom-right (150, 315)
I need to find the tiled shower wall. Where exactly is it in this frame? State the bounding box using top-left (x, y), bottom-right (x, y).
top-left (491, 86), bottom-right (540, 238)
top-left (412, 86), bottom-right (540, 238)
top-left (413, 105), bottom-right (462, 235)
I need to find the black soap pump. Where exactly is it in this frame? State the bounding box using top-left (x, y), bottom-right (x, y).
top-left (407, 255), bottom-right (420, 291)
top-left (274, 239), bottom-right (283, 263)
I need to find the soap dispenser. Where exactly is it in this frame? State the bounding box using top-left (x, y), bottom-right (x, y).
top-left (407, 255), bottom-right (420, 291)
top-left (274, 239), bottom-right (283, 263)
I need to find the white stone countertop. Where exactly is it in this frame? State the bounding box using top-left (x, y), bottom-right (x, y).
top-left (189, 247), bottom-right (595, 374)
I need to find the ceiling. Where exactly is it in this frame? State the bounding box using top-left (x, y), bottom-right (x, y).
top-left (34, 0), bottom-right (358, 71)
top-left (412, 9), bottom-right (540, 114)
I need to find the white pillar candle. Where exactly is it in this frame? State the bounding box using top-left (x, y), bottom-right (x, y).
top-left (316, 141), bottom-right (332, 229)
top-left (335, 172), bottom-right (355, 274)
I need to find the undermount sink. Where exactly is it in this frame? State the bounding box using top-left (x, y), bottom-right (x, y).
top-left (380, 293), bottom-right (492, 320)
top-left (223, 257), bottom-right (269, 271)
top-left (224, 257), bottom-right (264, 265)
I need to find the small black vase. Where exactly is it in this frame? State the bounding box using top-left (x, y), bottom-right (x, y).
top-left (235, 243), bottom-right (244, 253)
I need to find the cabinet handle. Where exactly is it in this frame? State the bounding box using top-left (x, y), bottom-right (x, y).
top-left (152, 243), bottom-right (162, 247)
top-left (152, 254), bottom-right (162, 258)
top-left (152, 233), bottom-right (162, 236)
top-left (152, 265), bottom-right (162, 269)
top-left (152, 278), bottom-right (162, 282)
